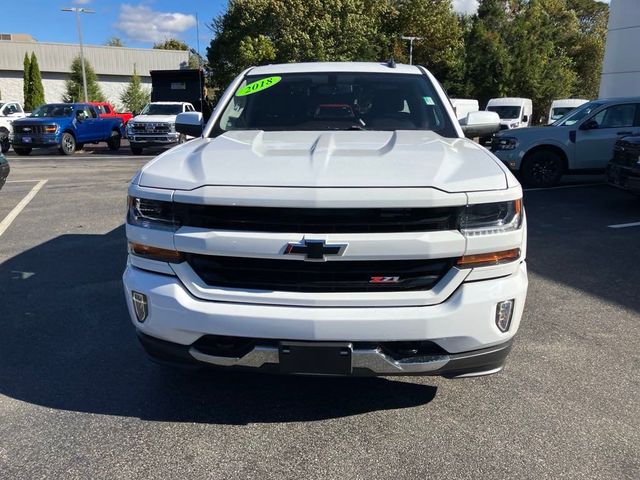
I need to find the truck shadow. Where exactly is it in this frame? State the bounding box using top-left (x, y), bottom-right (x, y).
top-left (0, 226), bottom-right (437, 424)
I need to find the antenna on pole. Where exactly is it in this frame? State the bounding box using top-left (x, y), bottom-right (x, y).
top-left (400, 36), bottom-right (424, 65)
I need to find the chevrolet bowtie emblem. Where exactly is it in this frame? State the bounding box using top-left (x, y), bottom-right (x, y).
top-left (284, 239), bottom-right (347, 262)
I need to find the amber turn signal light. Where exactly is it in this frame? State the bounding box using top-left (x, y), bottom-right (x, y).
top-left (129, 242), bottom-right (184, 263)
top-left (457, 248), bottom-right (520, 268)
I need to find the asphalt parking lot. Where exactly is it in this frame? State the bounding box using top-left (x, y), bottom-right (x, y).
top-left (0, 146), bottom-right (639, 479)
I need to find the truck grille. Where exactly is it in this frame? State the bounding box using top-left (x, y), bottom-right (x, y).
top-left (14, 124), bottom-right (48, 134)
top-left (186, 254), bottom-right (454, 292)
top-left (174, 205), bottom-right (461, 233)
top-left (131, 122), bottom-right (171, 133)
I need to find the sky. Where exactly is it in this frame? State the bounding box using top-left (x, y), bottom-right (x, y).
top-left (5, 0), bottom-right (612, 51)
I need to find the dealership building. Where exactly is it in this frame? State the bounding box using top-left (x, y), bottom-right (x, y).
top-left (0, 33), bottom-right (189, 109)
top-left (600, 0), bottom-right (640, 97)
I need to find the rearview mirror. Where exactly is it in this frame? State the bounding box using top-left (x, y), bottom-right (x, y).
top-left (176, 112), bottom-right (203, 137)
top-left (460, 111), bottom-right (501, 138)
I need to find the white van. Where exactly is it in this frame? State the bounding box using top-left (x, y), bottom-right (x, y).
top-left (547, 99), bottom-right (588, 124)
top-left (486, 98), bottom-right (533, 129)
top-left (450, 99), bottom-right (479, 121)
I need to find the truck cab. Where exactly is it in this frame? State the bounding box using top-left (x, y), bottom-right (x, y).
top-left (547, 99), bottom-right (588, 124)
top-left (486, 97), bottom-right (533, 130)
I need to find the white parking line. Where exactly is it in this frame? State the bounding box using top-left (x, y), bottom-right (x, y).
top-left (608, 221), bottom-right (640, 229)
top-left (0, 179), bottom-right (48, 238)
top-left (524, 182), bottom-right (605, 192)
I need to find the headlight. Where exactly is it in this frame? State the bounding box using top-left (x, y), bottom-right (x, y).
top-left (44, 125), bottom-right (57, 133)
top-left (127, 197), bottom-right (179, 231)
top-left (459, 199), bottom-right (522, 235)
top-left (127, 122), bottom-right (135, 131)
top-left (492, 137), bottom-right (518, 150)
top-left (510, 122), bottom-right (519, 129)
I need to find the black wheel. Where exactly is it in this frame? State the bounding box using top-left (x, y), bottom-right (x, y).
top-left (178, 133), bottom-right (186, 144)
top-left (130, 145), bottom-right (144, 155)
top-left (107, 130), bottom-right (122, 151)
top-left (76, 143), bottom-right (85, 151)
top-left (0, 129), bottom-right (9, 153)
top-left (520, 150), bottom-right (564, 188)
top-left (59, 132), bottom-right (76, 156)
top-left (13, 147), bottom-right (32, 156)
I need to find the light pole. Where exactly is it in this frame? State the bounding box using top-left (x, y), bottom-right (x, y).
top-left (62, 7), bottom-right (95, 102)
top-left (400, 36), bottom-right (424, 65)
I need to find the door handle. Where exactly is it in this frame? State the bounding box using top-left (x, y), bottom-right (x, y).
top-left (617, 131), bottom-right (633, 135)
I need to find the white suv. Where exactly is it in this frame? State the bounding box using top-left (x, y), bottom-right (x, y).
top-left (123, 62), bottom-right (527, 378)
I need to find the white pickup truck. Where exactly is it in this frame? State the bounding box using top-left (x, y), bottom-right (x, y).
top-left (126, 101), bottom-right (196, 155)
top-left (0, 101), bottom-right (27, 153)
top-left (123, 62), bottom-right (527, 378)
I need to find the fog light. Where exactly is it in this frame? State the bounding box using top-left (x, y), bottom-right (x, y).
top-left (132, 291), bottom-right (148, 322)
top-left (495, 300), bottom-right (514, 332)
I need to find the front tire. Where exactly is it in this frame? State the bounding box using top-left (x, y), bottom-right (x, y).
top-left (520, 150), bottom-right (564, 188)
top-left (59, 132), bottom-right (76, 156)
top-left (13, 147), bottom-right (32, 156)
top-left (107, 130), bottom-right (121, 151)
top-left (0, 129), bottom-right (9, 153)
top-left (130, 145), bottom-right (144, 155)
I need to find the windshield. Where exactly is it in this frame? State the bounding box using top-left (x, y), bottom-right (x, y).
top-left (550, 107), bottom-right (576, 121)
top-left (487, 106), bottom-right (521, 120)
top-left (554, 101), bottom-right (604, 126)
top-left (140, 104), bottom-right (183, 115)
top-left (214, 72), bottom-right (456, 137)
top-left (30, 104), bottom-right (74, 118)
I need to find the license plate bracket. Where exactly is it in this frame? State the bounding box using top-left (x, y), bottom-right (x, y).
top-left (279, 341), bottom-right (353, 375)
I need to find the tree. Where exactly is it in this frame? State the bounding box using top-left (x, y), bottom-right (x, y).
top-left (120, 67), bottom-right (150, 114)
top-left (63, 57), bottom-right (105, 103)
top-left (393, 0), bottom-right (465, 94)
top-left (22, 53), bottom-right (31, 110)
top-left (105, 37), bottom-right (125, 47)
top-left (28, 52), bottom-right (45, 109)
top-left (464, 0), bottom-right (514, 107)
top-left (207, 0), bottom-right (395, 89)
top-left (153, 38), bottom-right (189, 50)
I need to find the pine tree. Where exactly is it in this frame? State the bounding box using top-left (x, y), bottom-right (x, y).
top-left (29, 52), bottom-right (45, 109)
top-left (63, 56), bottom-right (105, 103)
top-left (22, 53), bottom-right (31, 111)
top-left (120, 67), bottom-right (150, 114)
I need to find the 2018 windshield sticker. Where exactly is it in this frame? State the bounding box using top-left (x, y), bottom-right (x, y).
top-left (236, 76), bottom-right (282, 96)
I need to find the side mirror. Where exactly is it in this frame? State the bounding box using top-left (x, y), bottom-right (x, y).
top-left (176, 112), bottom-right (203, 137)
top-left (522, 115), bottom-right (529, 123)
top-left (460, 111), bottom-right (501, 138)
top-left (76, 111), bottom-right (86, 122)
top-left (580, 119), bottom-right (598, 130)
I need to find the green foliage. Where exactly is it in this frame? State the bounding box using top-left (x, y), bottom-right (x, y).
top-left (153, 38), bottom-right (189, 50)
top-left (205, 0), bottom-right (609, 124)
top-left (393, 0), bottom-right (465, 94)
top-left (28, 53), bottom-right (45, 110)
top-left (207, 0), bottom-right (395, 89)
top-left (106, 37), bottom-right (125, 47)
top-left (63, 56), bottom-right (105, 103)
top-left (120, 68), bottom-right (150, 114)
top-left (22, 53), bottom-right (31, 110)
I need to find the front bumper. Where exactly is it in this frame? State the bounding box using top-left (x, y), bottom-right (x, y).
top-left (491, 148), bottom-right (521, 171)
top-left (607, 162), bottom-right (640, 194)
top-left (128, 133), bottom-right (179, 145)
top-left (123, 261), bottom-right (527, 376)
top-left (11, 133), bottom-right (59, 148)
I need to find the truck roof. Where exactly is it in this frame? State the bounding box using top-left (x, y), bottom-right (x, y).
top-left (487, 98), bottom-right (532, 105)
top-left (249, 62), bottom-right (422, 76)
top-left (149, 101), bottom-right (191, 105)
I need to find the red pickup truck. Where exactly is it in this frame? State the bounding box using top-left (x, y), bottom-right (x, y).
top-left (90, 102), bottom-right (133, 125)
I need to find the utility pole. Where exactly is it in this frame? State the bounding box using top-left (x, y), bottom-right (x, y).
top-left (400, 36), bottom-right (424, 65)
top-left (62, 7), bottom-right (95, 102)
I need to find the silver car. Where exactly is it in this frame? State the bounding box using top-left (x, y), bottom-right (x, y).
top-left (491, 97), bottom-right (640, 187)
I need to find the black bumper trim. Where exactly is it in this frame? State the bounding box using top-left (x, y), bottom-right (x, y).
top-left (136, 331), bottom-right (513, 377)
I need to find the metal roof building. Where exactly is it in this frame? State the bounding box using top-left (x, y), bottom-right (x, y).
top-left (0, 37), bottom-right (190, 109)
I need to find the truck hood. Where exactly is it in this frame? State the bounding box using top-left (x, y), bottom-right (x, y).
top-left (139, 130), bottom-right (507, 192)
top-left (12, 117), bottom-right (69, 124)
top-left (131, 114), bottom-right (177, 123)
top-left (496, 125), bottom-right (567, 140)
